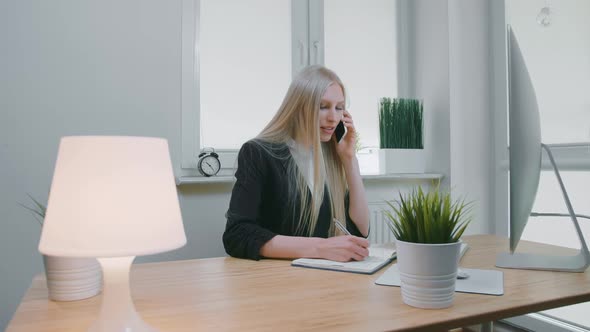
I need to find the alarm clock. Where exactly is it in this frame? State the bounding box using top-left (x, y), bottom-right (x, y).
top-left (197, 148), bottom-right (221, 177)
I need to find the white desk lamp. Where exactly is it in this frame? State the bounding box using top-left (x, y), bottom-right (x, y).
top-left (39, 136), bottom-right (186, 332)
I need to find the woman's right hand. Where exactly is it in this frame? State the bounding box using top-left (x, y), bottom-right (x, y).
top-left (316, 236), bottom-right (370, 262)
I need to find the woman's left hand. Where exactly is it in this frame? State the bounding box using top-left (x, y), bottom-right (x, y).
top-left (334, 110), bottom-right (357, 162)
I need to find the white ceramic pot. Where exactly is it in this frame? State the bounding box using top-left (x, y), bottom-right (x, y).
top-left (395, 239), bottom-right (462, 309)
top-left (378, 149), bottom-right (425, 174)
top-left (43, 255), bottom-right (102, 301)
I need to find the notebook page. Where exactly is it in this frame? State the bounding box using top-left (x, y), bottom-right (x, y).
top-left (291, 246), bottom-right (396, 273)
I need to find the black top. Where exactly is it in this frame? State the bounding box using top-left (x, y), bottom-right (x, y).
top-left (223, 140), bottom-right (363, 260)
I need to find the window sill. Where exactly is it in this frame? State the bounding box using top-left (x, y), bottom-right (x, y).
top-left (175, 173), bottom-right (443, 186)
top-left (176, 176), bottom-right (236, 185)
top-left (360, 173), bottom-right (443, 181)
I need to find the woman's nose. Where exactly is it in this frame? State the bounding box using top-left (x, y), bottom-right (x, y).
top-left (327, 108), bottom-right (340, 122)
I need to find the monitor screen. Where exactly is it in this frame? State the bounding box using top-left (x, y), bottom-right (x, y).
top-left (507, 26), bottom-right (542, 253)
top-left (499, 27), bottom-right (589, 272)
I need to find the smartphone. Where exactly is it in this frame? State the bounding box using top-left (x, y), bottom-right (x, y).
top-left (335, 120), bottom-right (347, 143)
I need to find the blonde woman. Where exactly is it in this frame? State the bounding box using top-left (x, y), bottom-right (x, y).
top-left (223, 65), bottom-right (370, 262)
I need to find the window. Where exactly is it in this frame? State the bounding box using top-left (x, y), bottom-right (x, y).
top-left (200, 0), bottom-right (292, 149)
top-left (180, 0), bottom-right (398, 171)
top-left (324, 0), bottom-right (397, 148)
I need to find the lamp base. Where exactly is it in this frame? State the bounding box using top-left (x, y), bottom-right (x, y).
top-left (88, 315), bottom-right (157, 332)
top-left (89, 256), bottom-right (158, 332)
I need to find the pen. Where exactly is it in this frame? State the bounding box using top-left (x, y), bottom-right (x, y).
top-left (334, 218), bottom-right (369, 261)
top-left (333, 218), bottom-right (351, 235)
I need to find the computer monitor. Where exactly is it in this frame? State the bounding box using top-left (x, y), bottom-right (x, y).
top-left (495, 26), bottom-right (590, 272)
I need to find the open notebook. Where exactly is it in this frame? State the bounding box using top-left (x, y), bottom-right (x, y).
top-left (291, 242), bottom-right (469, 275)
top-left (291, 246), bottom-right (396, 275)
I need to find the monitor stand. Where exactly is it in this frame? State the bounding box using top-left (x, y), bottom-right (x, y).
top-left (496, 144), bottom-right (590, 272)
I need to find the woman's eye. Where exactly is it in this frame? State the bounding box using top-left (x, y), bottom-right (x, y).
top-left (320, 105), bottom-right (328, 109)
top-left (336, 107), bottom-right (344, 111)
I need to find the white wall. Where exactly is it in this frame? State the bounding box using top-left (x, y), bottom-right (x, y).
top-left (0, 1), bottom-right (230, 327)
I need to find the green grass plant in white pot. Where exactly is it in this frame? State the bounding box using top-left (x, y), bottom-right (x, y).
top-left (378, 98), bottom-right (424, 173)
top-left (384, 186), bottom-right (472, 309)
top-left (21, 194), bottom-right (102, 302)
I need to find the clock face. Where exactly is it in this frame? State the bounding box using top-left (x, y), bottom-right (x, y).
top-left (199, 155), bottom-right (221, 176)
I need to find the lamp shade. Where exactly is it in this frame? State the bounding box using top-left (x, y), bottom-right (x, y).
top-left (39, 136), bottom-right (186, 257)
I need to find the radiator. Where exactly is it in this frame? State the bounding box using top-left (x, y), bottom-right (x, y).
top-left (368, 203), bottom-right (396, 244)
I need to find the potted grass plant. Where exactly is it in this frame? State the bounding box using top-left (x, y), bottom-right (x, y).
top-left (378, 98), bottom-right (424, 173)
top-left (384, 186), bottom-right (472, 309)
top-left (20, 194), bottom-right (102, 302)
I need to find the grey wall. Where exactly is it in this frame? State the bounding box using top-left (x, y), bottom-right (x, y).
top-left (406, 0), bottom-right (495, 234)
top-left (448, 0), bottom-right (494, 234)
top-left (406, 0), bottom-right (452, 188)
top-left (0, 1), bottom-right (230, 327)
top-left (0, 0), bottom-right (498, 328)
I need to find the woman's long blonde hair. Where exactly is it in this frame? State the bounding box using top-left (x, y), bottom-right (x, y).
top-left (255, 65), bottom-right (347, 236)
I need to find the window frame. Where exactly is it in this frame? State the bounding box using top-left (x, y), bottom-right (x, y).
top-left (180, 0), bottom-right (408, 174)
top-left (180, 0), bottom-right (325, 173)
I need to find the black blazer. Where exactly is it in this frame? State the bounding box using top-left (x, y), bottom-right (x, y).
top-left (223, 140), bottom-right (362, 260)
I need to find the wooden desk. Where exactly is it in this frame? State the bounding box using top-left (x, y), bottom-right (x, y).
top-left (7, 235), bottom-right (590, 332)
